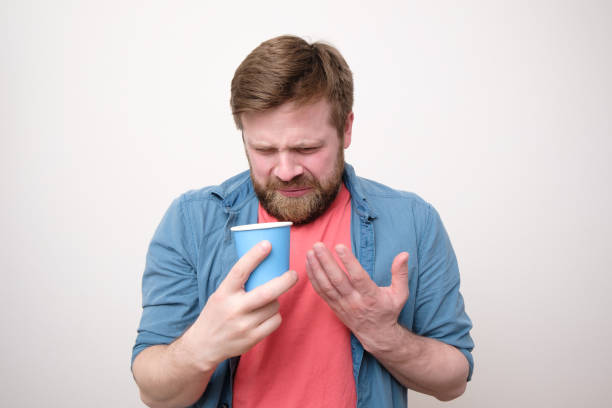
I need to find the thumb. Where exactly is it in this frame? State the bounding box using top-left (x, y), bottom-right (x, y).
top-left (390, 252), bottom-right (410, 303)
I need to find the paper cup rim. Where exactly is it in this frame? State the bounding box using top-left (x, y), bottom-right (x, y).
top-left (230, 221), bottom-right (292, 232)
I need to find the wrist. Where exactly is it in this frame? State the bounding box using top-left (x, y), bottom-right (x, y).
top-left (170, 328), bottom-right (219, 374)
top-left (360, 322), bottom-right (405, 355)
top-left (363, 323), bottom-right (425, 364)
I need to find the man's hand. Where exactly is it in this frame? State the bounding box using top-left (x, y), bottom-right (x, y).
top-left (305, 242), bottom-right (409, 352)
top-left (133, 240), bottom-right (298, 408)
top-left (306, 242), bottom-right (469, 401)
top-left (178, 240), bottom-right (298, 371)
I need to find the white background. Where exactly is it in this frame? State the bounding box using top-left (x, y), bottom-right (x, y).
top-left (2, 1), bottom-right (611, 406)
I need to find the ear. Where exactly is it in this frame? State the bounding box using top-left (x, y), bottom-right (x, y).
top-left (343, 112), bottom-right (354, 149)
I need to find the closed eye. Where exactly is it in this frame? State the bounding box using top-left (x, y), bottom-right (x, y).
top-left (296, 147), bottom-right (320, 154)
top-left (254, 148), bottom-right (276, 155)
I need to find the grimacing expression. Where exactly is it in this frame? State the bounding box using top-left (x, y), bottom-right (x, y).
top-left (249, 146), bottom-right (345, 225)
top-left (241, 99), bottom-right (353, 225)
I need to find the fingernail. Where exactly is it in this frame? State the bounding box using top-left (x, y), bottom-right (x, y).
top-left (259, 240), bottom-right (271, 251)
top-left (335, 245), bottom-right (346, 256)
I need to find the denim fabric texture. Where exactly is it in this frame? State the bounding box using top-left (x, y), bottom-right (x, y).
top-left (132, 163), bottom-right (474, 408)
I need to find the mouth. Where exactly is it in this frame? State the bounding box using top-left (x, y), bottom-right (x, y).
top-left (277, 187), bottom-right (312, 198)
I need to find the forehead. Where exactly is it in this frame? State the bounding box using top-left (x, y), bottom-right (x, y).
top-left (241, 99), bottom-right (337, 146)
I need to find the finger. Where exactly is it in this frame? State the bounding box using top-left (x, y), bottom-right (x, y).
top-left (306, 247), bottom-right (343, 300)
top-left (226, 301), bottom-right (280, 339)
top-left (312, 242), bottom-right (354, 296)
top-left (305, 252), bottom-right (325, 296)
top-left (334, 244), bottom-right (377, 296)
top-left (390, 252), bottom-right (410, 303)
top-left (249, 312), bottom-right (283, 343)
top-left (243, 269), bottom-right (298, 310)
top-left (247, 300), bottom-right (280, 328)
top-left (223, 240), bottom-right (271, 292)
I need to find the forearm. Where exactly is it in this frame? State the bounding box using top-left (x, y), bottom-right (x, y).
top-left (132, 242), bottom-right (298, 407)
top-left (365, 324), bottom-right (469, 401)
top-left (132, 337), bottom-right (216, 408)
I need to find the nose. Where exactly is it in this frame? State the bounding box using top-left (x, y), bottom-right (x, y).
top-left (273, 152), bottom-right (303, 182)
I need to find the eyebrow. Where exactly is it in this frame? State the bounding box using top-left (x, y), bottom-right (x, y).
top-left (247, 139), bottom-right (324, 150)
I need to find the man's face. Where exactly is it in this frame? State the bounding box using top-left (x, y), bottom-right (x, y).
top-left (241, 98), bottom-right (353, 225)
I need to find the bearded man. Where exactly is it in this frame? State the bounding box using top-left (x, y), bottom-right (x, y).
top-left (132, 35), bottom-right (474, 408)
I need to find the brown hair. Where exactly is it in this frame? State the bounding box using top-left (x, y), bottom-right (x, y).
top-left (230, 35), bottom-right (353, 136)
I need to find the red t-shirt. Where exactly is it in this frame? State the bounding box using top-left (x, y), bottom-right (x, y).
top-left (233, 184), bottom-right (356, 407)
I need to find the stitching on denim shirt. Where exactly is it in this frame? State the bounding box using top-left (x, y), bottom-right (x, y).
top-left (179, 195), bottom-right (199, 270)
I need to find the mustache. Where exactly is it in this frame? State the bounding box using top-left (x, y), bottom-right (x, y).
top-left (267, 174), bottom-right (317, 189)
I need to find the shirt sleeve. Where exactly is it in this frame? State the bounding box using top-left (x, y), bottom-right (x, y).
top-left (413, 204), bottom-right (475, 381)
top-left (131, 196), bottom-right (200, 366)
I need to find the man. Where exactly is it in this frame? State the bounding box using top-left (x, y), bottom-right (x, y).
top-left (132, 35), bottom-right (474, 408)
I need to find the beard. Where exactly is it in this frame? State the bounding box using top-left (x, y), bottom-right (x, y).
top-left (250, 148), bottom-right (345, 225)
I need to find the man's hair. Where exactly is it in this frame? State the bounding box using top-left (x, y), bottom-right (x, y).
top-left (230, 35), bottom-right (353, 136)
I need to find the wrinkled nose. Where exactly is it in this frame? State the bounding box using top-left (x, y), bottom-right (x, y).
top-left (273, 152), bottom-right (303, 182)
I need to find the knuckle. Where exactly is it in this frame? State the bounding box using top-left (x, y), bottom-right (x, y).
top-left (208, 291), bottom-right (226, 306)
top-left (321, 286), bottom-right (338, 300)
top-left (251, 242), bottom-right (270, 258)
top-left (208, 291), bottom-right (220, 303)
top-left (245, 330), bottom-right (260, 345)
top-left (227, 264), bottom-right (247, 282)
top-left (362, 296), bottom-right (377, 309)
top-left (349, 274), bottom-right (366, 285)
top-left (270, 313), bottom-right (282, 329)
top-left (235, 319), bottom-right (250, 334)
top-left (238, 250), bottom-right (262, 269)
top-left (329, 275), bottom-right (343, 286)
top-left (257, 286), bottom-right (276, 303)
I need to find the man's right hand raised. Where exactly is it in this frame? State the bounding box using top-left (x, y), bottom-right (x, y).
top-left (177, 240), bottom-right (298, 371)
top-left (133, 240), bottom-right (297, 408)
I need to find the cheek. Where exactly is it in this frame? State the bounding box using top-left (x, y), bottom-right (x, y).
top-left (248, 155), bottom-right (274, 178)
top-left (306, 150), bottom-right (339, 178)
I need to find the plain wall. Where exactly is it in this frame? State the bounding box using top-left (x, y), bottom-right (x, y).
top-left (2, 1), bottom-right (611, 406)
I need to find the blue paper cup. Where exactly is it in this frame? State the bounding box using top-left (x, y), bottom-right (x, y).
top-left (230, 221), bottom-right (292, 291)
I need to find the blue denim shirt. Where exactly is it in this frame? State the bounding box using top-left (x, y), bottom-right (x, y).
top-left (133, 163), bottom-right (474, 408)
